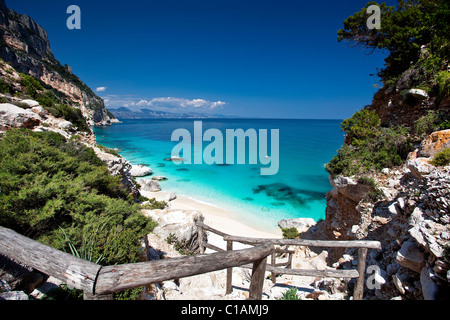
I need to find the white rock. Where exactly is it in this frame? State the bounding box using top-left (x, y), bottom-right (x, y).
top-left (0, 103), bottom-right (41, 129)
top-left (144, 209), bottom-right (204, 250)
top-left (20, 99), bottom-right (40, 107)
top-left (165, 192), bottom-right (177, 202)
top-left (388, 203), bottom-right (400, 216)
top-left (406, 89), bottom-right (429, 99)
top-left (152, 176), bottom-right (167, 181)
top-left (58, 120), bottom-right (73, 130)
top-left (407, 158), bottom-right (434, 178)
top-left (381, 168), bottom-right (390, 175)
top-left (130, 165), bottom-right (152, 177)
top-left (139, 179), bottom-right (161, 192)
top-left (277, 218), bottom-right (316, 233)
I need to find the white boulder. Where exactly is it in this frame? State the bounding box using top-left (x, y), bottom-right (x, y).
top-left (0, 103), bottom-right (41, 130)
top-left (130, 164), bottom-right (153, 177)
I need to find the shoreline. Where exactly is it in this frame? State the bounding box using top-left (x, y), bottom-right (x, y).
top-left (140, 189), bottom-right (282, 240)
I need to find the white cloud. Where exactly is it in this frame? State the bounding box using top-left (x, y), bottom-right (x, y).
top-left (96, 87), bottom-right (107, 92)
top-left (119, 97), bottom-right (227, 112)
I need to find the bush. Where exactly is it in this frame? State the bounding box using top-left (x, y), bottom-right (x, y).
top-left (20, 74), bottom-right (44, 99)
top-left (440, 120), bottom-right (450, 130)
top-left (340, 109), bottom-right (380, 145)
top-left (326, 117), bottom-right (413, 177)
top-left (278, 287), bottom-right (301, 300)
top-left (0, 129), bottom-right (157, 268)
top-left (431, 148), bottom-right (450, 166)
top-left (414, 111), bottom-right (440, 137)
top-left (0, 78), bottom-right (11, 94)
top-left (281, 227), bottom-right (299, 239)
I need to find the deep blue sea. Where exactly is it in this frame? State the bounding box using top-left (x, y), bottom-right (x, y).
top-left (93, 119), bottom-right (343, 232)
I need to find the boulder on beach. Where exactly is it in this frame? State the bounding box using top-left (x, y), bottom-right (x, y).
top-left (130, 164), bottom-right (153, 177)
top-left (278, 218), bottom-right (317, 233)
top-left (143, 209), bottom-right (205, 252)
top-left (139, 179), bottom-right (161, 192)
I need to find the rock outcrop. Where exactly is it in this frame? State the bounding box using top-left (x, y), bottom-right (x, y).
top-left (0, 0), bottom-right (116, 126)
top-left (306, 130), bottom-right (450, 300)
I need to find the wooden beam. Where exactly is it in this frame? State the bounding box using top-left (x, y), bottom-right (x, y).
top-left (354, 248), bottom-right (368, 300)
top-left (239, 264), bottom-right (359, 279)
top-left (0, 226), bottom-right (101, 294)
top-left (223, 235), bottom-right (382, 249)
top-left (204, 242), bottom-right (225, 253)
top-left (226, 240), bottom-right (233, 295)
top-left (94, 244), bottom-right (273, 295)
top-left (248, 257), bottom-right (267, 300)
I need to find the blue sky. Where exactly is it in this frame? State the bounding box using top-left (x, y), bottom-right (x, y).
top-left (8, 0), bottom-right (397, 119)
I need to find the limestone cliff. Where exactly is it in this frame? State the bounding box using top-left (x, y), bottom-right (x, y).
top-left (0, 0), bottom-right (116, 126)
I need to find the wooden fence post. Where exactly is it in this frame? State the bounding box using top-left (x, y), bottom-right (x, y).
top-left (197, 224), bottom-right (205, 254)
top-left (248, 257), bottom-right (268, 300)
top-left (354, 247), bottom-right (368, 300)
top-left (226, 240), bottom-right (233, 295)
top-left (83, 292), bottom-right (113, 300)
top-left (271, 253), bottom-right (276, 284)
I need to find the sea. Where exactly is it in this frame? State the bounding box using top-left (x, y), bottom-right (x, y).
top-left (93, 119), bottom-right (344, 232)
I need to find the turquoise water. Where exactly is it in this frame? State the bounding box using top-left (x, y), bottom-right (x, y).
top-left (93, 119), bottom-right (343, 232)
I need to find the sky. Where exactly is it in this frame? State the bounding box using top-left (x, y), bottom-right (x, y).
top-left (7, 0), bottom-right (398, 119)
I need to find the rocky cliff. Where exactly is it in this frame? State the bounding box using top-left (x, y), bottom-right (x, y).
top-left (0, 0), bottom-right (116, 126)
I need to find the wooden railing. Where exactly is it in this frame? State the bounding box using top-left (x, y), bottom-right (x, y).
top-left (196, 221), bottom-right (382, 300)
top-left (0, 226), bottom-right (273, 300)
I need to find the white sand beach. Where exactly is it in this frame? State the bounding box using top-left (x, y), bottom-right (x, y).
top-left (140, 189), bottom-right (283, 251)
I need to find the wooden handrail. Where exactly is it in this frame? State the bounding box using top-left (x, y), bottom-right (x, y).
top-left (94, 244), bottom-right (273, 295)
top-left (0, 226), bottom-right (273, 299)
top-left (222, 235), bottom-right (382, 249)
top-left (196, 221), bottom-right (382, 300)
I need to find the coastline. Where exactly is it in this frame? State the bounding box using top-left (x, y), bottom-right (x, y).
top-left (140, 189), bottom-right (282, 249)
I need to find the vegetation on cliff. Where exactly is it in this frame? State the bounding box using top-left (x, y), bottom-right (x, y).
top-left (327, 0), bottom-right (450, 177)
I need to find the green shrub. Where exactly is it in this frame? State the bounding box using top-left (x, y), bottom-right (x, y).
top-left (278, 287), bottom-right (301, 300)
top-left (0, 78), bottom-right (11, 94)
top-left (326, 120), bottom-right (413, 177)
top-left (431, 148), bottom-right (450, 166)
top-left (20, 74), bottom-right (44, 99)
top-left (414, 111), bottom-right (440, 137)
top-left (341, 109), bottom-right (380, 145)
top-left (281, 227), bottom-right (299, 239)
top-left (440, 120), bottom-right (450, 130)
top-left (0, 129), bottom-right (157, 269)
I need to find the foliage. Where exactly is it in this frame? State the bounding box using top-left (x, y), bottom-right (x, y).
top-left (166, 233), bottom-right (196, 256)
top-left (341, 109), bottom-right (380, 145)
top-left (414, 110), bottom-right (440, 137)
top-left (431, 148), bottom-right (450, 166)
top-left (440, 120), bottom-right (450, 130)
top-left (0, 78), bottom-right (11, 94)
top-left (141, 198), bottom-right (168, 210)
top-left (281, 227), bottom-right (299, 239)
top-left (20, 74), bottom-right (44, 99)
top-left (97, 144), bottom-right (121, 158)
top-left (0, 129), bottom-right (157, 269)
top-left (337, 0), bottom-right (450, 82)
top-left (277, 287), bottom-right (301, 300)
top-left (326, 110), bottom-right (413, 176)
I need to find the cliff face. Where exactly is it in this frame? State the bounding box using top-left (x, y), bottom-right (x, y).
top-left (0, 0), bottom-right (116, 125)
